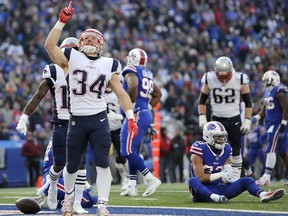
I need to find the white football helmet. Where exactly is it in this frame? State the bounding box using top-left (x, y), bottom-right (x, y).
top-left (127, 48), bottom-right (148, 67)
top-left (60, 37), bottom-right (78, 49)
top-left (78, 29), bottom-right (105, 56)
top-left (203, 121), bottom-right (228, 150)
top-left (262, 70), bottom-right (280, 91)
top-left (214, 56), bottom-right (234, 83)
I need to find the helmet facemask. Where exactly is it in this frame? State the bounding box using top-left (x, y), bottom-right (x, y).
top-left (78, 29), bottom-right (105, 56)
top-left (203, 121), bottom-right (228, 150)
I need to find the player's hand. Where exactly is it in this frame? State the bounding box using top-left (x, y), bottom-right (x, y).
top-left (279, 119), bottom-right (287, 133)
top-left (59, 1), bottom-right (74, 23)
top-left (222, 169), bottom-right (238, 183)
top-left (240, 118), bottom-right (251, 135)
top-left (148, 123), bottom-right (157, 140)
top-left (16, 114), bottom-right (29, 135)
top-left (251, 114), bottom-right (261, 124)
top-left (199, 114), bottom-right (207, 129)
top-left (128, 118), bottom-right (138, 138)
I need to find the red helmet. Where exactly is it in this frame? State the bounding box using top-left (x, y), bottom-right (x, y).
top-left (78, 29), bottom-right (105, 56)
top-left (214, 56), bottom-right (234, 83)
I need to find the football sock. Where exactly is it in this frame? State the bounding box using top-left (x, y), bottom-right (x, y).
top-left (96, 166), bottom-right (112, 203)
top-left (74, 169), bottom-right (86, 206)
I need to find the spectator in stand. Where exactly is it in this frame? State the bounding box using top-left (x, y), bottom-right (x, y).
top-left (169, 128), bottom-right (185, 183)
top-left (159, 127), bottom-right (170, 183)
top-left (21, 131), bottom-right (42, 187)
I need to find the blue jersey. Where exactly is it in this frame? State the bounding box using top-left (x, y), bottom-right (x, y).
top-left (122, 65), bottom-right (154, 112)
top-left (264, 85), bottom-right (288, 127)
top-left (246, 126), bottom-right (266, 150)
top-left (190, 141), bottom-right (232, 185)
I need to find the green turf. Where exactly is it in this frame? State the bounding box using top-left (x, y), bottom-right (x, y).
top-left (0, 182), bottom-right (287, 212)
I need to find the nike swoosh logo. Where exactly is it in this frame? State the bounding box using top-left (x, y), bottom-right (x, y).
top-left (100, 118), bottom-right (106, 122)
top-left (235, 122), bottom-right (239, 125)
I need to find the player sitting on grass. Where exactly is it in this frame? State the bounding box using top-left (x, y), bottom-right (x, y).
top-left (188, 121), bottom-right (285, 203)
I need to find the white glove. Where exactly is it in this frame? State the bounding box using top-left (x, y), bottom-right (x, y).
top-left (222, 169), bottom-right (238, 183)
top-left (107, 110), bottom-right (124, 121)
top-left (16, 114), bottom-right (29, 135)
top-left (240, 118), bottom-right (251, 135)
top-left (199, 114), bottom-right (207, 129)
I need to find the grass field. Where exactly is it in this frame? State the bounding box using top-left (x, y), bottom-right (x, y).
top-left (0, 182), bottom-right (287, 213)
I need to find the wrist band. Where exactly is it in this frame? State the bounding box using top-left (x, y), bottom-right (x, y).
top-left (210, 172), bottom-right (224, 182)
top-left (54, 21), bottom-right (65, 30)
top-left (125, 109), bottom-right (134, 119)
top-left (281, 119), bottom-right (287, 125)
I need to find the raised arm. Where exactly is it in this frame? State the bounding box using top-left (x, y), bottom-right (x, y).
top-left (44, 1), bottom-right (74, 73)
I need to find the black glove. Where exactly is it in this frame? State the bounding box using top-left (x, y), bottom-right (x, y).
top-left (148, 124), bottom-right (157, 140)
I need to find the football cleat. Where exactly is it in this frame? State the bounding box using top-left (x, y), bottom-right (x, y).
top-left (61, 193), bottom-right (74, 216)
top-left (121, 178), bottom-right (130, 192)
top-left (120, 186), bottom-right (138, 196)
top-left (255, 176), bottom-right (270, 186)
top-left (73, 203), bottom-right (88, 214)
top-left (260, 189), bottom-right (285, 203)
top-left (96, 206), bottom-right (110, 216)
top-left (142, 177), bottom-right (161, 197)
top-left (211, 194), bottom-right (228, 203)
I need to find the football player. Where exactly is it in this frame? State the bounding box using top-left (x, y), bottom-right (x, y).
top-left (253, 70), bottom-right (288, 186)
top-left (198, 56), bottom-right (253, 179)
top-left (188, 121), bottom-right (285, 203)
top-left (120, 48), bottom-right (162, 197)
top-left (44, 2), bottom-right (138, 216)
top-left (35, 141), bottom-right (97, 210)
top-left (16, 37), bottom-right (89, 214)
top-left (105, 85), bottom-right (129, 192)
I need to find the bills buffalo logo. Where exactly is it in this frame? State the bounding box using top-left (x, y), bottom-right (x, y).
top-left (206, 123), bottom-right (216, 131)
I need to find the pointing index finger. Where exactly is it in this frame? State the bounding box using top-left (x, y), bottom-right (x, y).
top-left (68, 1), bottom-right (72, 8)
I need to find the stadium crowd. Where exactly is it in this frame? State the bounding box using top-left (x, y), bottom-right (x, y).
top-left (1, 0), bottom-right (288, 182)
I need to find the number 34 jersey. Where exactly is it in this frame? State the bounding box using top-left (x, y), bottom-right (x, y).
top-left (65, 48), bottom-right (122, 116)
top-left (42, 64), bottom-right (70, 122)
top-left (201, 71), bottom-right (249, 118)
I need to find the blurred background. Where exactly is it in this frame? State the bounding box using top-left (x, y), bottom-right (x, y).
top-left (0, 0), bottom-right (287, 187)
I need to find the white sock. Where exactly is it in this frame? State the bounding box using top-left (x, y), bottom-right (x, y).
top-left (265, 153), bottom-right (276, 175)
top-left (96, 166), bottom-right (112, 203)
top-left (63, 166), bottom-right (77, 194)
top-left (74, 169), bottom-right (86, 206)
top-left (143, 172), bottom-right (154, 181)
top-left (231, 155), bottom-right (243, 179)
top-left (49, 167), bottom-right (61, 186)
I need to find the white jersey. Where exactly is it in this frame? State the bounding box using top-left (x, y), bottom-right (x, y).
top-left (65, 48), bottom-right (122, 116)
top-left (201, 71), bottom-right (249, 118)
top-left (105, 91), bottom-right (122, 131)
top-left (42, 64), bottom-right (69, 121)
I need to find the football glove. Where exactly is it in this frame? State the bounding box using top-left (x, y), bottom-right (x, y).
top-left (222, 169), bottom-right (238, 183)
top-left (128, 118), bottom-right (138, 138)
top-left (279, 119), bottom-right (287, 133)
top-left (240, 118), bottom-right (251, 135)
top-left (199, 114), bottom-right (207, 129)
top-left (16, 114), bottom-right (29, 135)
top-left (147, 124), bottom-right (157, 140)
top-left (59, 1), bottom-right (74, 23)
